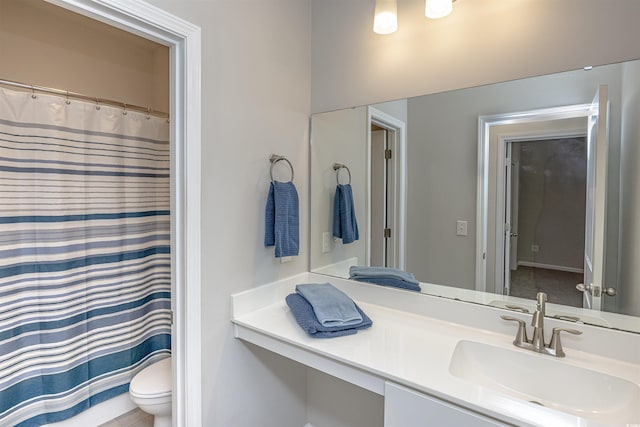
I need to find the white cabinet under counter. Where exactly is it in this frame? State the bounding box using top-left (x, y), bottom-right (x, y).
top-left (384, 382), bottom-right (508, 427)
top-left (231, 273), bottom-right (640, 427)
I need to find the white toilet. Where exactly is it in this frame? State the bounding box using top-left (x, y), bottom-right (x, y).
top-left (129, 357), bottom-right (172, 427)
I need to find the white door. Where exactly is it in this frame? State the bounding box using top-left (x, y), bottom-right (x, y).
top-left (583, 85), bottom-right (609, 310)
top-left (502, 142), bottom-right (521, 295)
top-left (503, 143), bottom-right (513, 295)
top-left (509, 144), bottom-right (520, 273)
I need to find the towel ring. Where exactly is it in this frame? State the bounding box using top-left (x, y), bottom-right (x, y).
top-left (269, 154), bottom-right (294, 182)
top-left (333, 163), bottom-right (351, 185)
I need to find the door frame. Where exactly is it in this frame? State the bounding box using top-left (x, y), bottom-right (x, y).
top-left (499, 132), bottom-right (587, 296)
top-left (47, 1), bottom-right (202, 426)
top-left (476, 104), bottom-right (591, 293)
top-left (367, 107), bottom-right (407, 270)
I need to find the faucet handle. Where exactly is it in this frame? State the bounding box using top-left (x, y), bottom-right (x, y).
top-left (505, 304), bottom-right (530, 313)
top-left (501, 315), bottom-right (529, 345)
top-left (549, 327), bottom-right (583, 358)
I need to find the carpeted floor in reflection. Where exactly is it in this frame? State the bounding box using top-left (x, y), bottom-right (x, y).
top-left (510, 266), bottom-right (583, 307)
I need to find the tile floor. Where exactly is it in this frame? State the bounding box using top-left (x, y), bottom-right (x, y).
top-left (98, 409), bottom-right (153, 427)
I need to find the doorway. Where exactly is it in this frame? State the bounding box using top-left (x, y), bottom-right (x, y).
top-left (504, 137), bottom-right (587, 307)
top-left (35, 1), bottom-right (202, 426)
top-left (367, 107), bottom-right (407, 270)
top-left (370, 124), bottom-right (394, 267)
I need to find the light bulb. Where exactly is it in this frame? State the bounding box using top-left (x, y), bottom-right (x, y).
top-left (425, 0), bottom-right (453, 19)
top-left (374, 0), bottom-right (398, 34)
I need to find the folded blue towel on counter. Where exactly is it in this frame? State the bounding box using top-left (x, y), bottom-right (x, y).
top-left (351, 276), bottom-right (422, 292)
top-left (265, 181), bottom-right (299, 257)
top-left (285, 293), bottom-right (372, 338)
top-left (332, 184), bottom-right (359, 244)
top-left (295, 283), bottom-right (362, 327)
top-left (349, 266), bottom-right (420, 285)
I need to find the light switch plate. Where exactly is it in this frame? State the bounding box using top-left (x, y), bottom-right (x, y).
top-left (456, 220), bottom-right (468, 236)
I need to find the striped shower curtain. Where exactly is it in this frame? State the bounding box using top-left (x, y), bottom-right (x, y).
top-left (0, 87), bottom-right (171, 427)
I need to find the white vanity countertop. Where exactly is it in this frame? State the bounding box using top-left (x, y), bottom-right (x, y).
top-left (231, 273), bottom-right (640, 427)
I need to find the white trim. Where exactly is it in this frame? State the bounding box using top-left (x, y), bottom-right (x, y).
top-left (517, 261), bottom-right (584, 274)
top-left (44, 394), bottom-right (136, 427)
top-left (476, 104), bottom-right (591, 295)
top-left (367, 107), bottom-right (407, 270)
top-left (44, 1), bottom-right (202, 426)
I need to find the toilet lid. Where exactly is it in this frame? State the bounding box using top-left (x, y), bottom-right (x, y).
top-left (130, 357), bottom-right (172, 398)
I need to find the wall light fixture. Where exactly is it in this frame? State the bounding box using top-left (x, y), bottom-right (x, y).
top-left (425, 0), bottom-right (454, 19)
top-left (374, 0), bottom-right (398, 35)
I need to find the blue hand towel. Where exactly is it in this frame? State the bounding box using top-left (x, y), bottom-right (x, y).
top-left (265, 181), bottom-right (299, 257)
top-left (295, 283), bottom-right (362, 327)
top-left (349, 266), bottom-right (420, 286)
top-left (351, 276), bottom-right (422, 292)
top-left (285, 293), bottom-right (372, 338)
top-left (332, 184), bottom-right (359, 244)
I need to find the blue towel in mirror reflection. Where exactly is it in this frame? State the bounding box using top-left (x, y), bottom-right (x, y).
top-left (265, 181), bottom-right (299, 257)
top-left (285, 293), bottom-right (372, 338)
top-left (349, 266), bottom-right (422, 292)
top-left (333, 184), bottom-right (359, 244)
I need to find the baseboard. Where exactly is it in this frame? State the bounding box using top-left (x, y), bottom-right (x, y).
top-left (517, 261), bottom-right (584, 274)
top-left (43, 393), bottom-right (136, 427)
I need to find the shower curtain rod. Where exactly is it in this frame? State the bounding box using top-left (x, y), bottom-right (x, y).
top-left (0, 78), bottom-right (169, 118)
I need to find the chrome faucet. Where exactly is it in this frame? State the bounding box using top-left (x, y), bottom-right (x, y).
top-left (501, 292), bottom-right (583, 358)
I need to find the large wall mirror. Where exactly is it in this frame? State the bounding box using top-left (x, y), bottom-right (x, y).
top-left (310, 59), bottom-right (640, 333)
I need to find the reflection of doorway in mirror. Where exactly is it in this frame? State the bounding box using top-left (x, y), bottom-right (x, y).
top-left (503, 137), bottom-right (587, 308)
top-left (366, 106), bottom-right (407, 271)
top-left (370, 125), bottom-right (391, 266)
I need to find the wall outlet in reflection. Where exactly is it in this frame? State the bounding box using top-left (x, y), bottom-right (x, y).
top-left (322, 231), bottom-right (332, 253)
top-left (531, 244), bottom-right (539, 253)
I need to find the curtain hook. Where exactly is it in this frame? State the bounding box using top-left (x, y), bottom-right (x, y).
top-left (65, 91), bottom-right (71, 105)
top-left (31, 86), bottom-right (37, 99)
top-left (122, 103), bottom-right (128, 116)
top-left (146, 107), bottom-right (151, 120)
top-left (95, 98), bottom-right (101, 111)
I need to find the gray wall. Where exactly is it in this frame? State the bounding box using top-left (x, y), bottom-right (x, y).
top-left (311, 0), bottom-right (640, 113)
top-left (145, 1), bottom-right (311, 426)
top-left (405, 64), bottom-right (622, 290)
top-left (619, 61), bottom-right (640, 316)
top-left (516, 139), bottom-right (586, 270)
top-left (310, 107), bottom-right (368, 271)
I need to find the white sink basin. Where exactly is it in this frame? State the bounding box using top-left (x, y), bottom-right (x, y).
top-left (449, 340), bottom-right (640, 425)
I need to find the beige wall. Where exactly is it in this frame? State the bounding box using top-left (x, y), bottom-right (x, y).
top-left (311, 0), bottom-right (640, 113)
top-left (0, 0), bottom-right (169, 113)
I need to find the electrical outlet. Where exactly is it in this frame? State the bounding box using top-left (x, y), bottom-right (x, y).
top-left (322, 231), bottom-right (332, 253)
top-left (531, 244), bottom-right (539, 253)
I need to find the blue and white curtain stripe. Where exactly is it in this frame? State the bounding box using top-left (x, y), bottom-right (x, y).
top-left (0, 87), bottom-right (171, 427)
